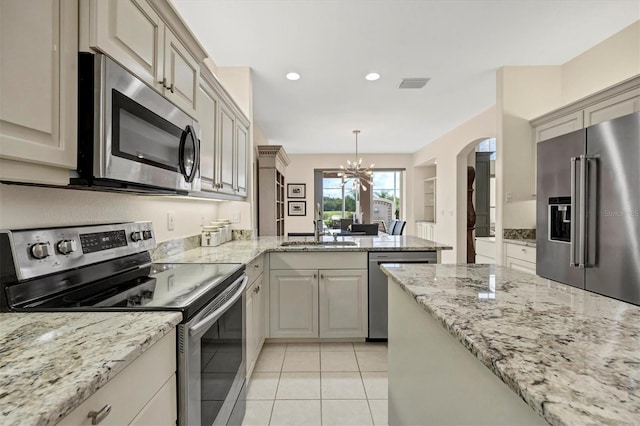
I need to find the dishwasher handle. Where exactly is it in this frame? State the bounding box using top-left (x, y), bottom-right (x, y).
top-left (376, 260), bottom-right (433, 265)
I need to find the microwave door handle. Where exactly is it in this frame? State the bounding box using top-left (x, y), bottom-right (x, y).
top-left (578, 154), bottom-right (587, 268)
top-left (179, 125), bottom-right (198, 183)
top-left (189, 276), bottom-right (247, 338)
top-left (570, 157), bottom-right (578, 267)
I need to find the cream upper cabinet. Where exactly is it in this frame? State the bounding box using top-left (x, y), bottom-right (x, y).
top-left (583, 88), bottom-right (640, 127)
top-left (217, 103), bottom-right (236, 194)
top-left (197, 66), bottom-right (250, 199)
top-left (235, 121), bottom-right (249, 197)
top-left (0, 0), bottom-right (78, 185)
top-left (196, 76), bottom-right (219, 191)
top-left (534, 111), bottom-right (584, 143)
top-left (532, 78), bottom-right (640, 142)
top-left (86, 0), bottom-right (199, 115)
top-left (163, 28), bottom-right (199, 114)
top-left (89, 0), bottom-right (164, 91)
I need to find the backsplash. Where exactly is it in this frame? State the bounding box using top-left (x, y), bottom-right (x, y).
top-left (150, 229), bottom-right (255, 261)
top-left (232, 229), bottom-right (254, 240)
top-left (150, 235), bottom-right (201, 261)
top-left (503, 228), bottom-right (536, 240)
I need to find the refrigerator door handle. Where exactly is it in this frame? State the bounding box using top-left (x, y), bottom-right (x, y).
top-left (578, 154), bottom-right (587, 268)
top-left (570, 156), bottom-right (578, 267)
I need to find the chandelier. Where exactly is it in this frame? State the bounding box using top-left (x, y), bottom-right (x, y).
top-left (338, 130), bottom-right (375, 191)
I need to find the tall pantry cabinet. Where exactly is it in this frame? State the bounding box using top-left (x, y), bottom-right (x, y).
top-left (257, 146), bottom-right (289, 236)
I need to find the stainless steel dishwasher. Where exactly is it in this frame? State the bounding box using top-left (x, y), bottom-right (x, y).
top-left (368, 251), bottom-right (437, 340)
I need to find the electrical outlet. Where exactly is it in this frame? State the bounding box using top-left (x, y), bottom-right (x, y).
top-left (167, 211), bottom-right (175, 231)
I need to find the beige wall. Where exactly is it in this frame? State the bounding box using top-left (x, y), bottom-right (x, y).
top-left (562, 21), bottom-right (640, 105)
top-left (0, 184), bottom-right (220, 242)
top-left (413, 106), bottom-right (496, 264)
top-left (285, 153), bottom-right (414, 235)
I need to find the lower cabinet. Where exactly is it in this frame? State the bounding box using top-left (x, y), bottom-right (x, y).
top-left (246, 271), bottom-right (266, 377)
top-left (59, 329), bottom-right (176, 425)
top-left (269, 252), bottom-right (368, 339)
top-left (416, 222), bottom-right (436, 241)
top-left (504, 243), bottom-right (536, 274)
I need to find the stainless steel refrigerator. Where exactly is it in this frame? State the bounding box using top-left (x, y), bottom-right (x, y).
top-left (536, 111), bottom-right (640, 306)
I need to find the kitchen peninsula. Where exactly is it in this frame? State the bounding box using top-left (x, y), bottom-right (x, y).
top-left (383, 263), bottom-right (640, 425)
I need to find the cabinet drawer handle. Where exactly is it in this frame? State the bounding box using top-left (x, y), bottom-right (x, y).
top-left (254, 285), bottom-right (260, 293)
top-left (320, 274), bottom-right (323, 279)
top-left (87, 405), bottom-right (111, 425)
top-left (168, 83), bottom-right (174, 93)
top-left (521, 248), bottom-right (526, 252)
top-left (254, 264), bottom-right (260, 269)
top-left (159, 77), bottom-right (167, 88)
top-left (313, 273), bottom-right (317, 279)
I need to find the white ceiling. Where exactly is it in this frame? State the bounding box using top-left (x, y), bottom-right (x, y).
top-left (172, 0), bottom-right (639, 154)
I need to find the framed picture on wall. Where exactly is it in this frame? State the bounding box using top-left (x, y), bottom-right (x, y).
top-left (288, 201), bottom-right (306, 216)
top-left (287, 183), bottom-right (306, 198)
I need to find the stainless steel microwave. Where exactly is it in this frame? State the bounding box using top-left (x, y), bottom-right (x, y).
top-left (74, 53), bottom-right (200, 194)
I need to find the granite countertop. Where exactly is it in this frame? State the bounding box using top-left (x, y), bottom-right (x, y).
top-left (0, 312), bottom-right (182, 426)
top-left (381, 263), bottom-right (640, 426)
top-left (156, 234), bottom-right (452, 264)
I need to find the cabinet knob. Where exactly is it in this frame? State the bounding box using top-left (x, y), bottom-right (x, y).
top-left (313, 273), bottom-right (317, 279)
top-left (254, 285), bottom-right (260, 293)
top-left (87, 405), bottom-right (111, 425)
top-left (254, 264), bottom-right (260, 269)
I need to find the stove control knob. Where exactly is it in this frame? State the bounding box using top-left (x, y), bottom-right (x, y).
top-left (142, 230), bottom-right (153, 240)
top-left (57, 239), bottom-right (77, 255)
top-left (130, 231), bottom-right (143, 242)
top-left (30, 242), bottom-right (52, 259)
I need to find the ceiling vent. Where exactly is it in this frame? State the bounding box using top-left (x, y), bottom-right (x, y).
top-left (399, 78), bottom-right (430, 89)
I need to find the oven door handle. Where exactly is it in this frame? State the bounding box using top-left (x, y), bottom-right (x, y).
top-left (189, 275), bottom-right (247, 337)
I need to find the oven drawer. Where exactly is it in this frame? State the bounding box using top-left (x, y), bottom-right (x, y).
top-left (247, 254), bottom-right (265, 284)
top-left (58, 329), bottom-right (176, 425)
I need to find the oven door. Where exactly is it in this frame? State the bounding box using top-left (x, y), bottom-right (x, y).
top-left (179, 275), bottom-right (247, 426)
top-left (99, 55), bottom-right (200, 192)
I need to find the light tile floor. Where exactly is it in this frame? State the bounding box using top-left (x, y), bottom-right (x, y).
top-left (243, 342), bottom-right (388, 426)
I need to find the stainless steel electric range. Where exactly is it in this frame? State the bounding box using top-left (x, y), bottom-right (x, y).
top-left (0, 222), bottom-right (246, 426)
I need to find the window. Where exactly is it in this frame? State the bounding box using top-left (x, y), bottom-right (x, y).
top-left (314, 169), bottom-right (403, 229)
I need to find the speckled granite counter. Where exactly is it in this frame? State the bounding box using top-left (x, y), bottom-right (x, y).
top-left (156, 234), bottom-right (452, 264)
top-left (0, 312), bottom-right (181, 426)
top-left (381, 263), bottom-right (640, 425)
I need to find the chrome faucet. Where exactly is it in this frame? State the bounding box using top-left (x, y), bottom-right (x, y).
top-left (313, 220), bottom-right (325, 242)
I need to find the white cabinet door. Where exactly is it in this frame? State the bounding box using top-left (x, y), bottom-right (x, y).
top-left (270, 270), bottom-right (318, 338)
top-left (0, 0), bottom-right (77, 184)
top-left (319, 269), bottom-right (368, 338)
top-left (535, 111), bottom-right (584, 142)
top-left (235, 121), bottom-right (249, 197)
top-left (163, 28), bottom-right (199, 115)
top-left (246, 273), bottom-right (265, 377)
top-left (584, 89), bottom-right (640, 127)
top-left (196, 77), bottom-right (218, 191)
top-left (90, 0), bottom-right (164, 91)
top-left (129, 376), bottom-right (177, 426)
top-left (217, 104), bottom-right (236, 194)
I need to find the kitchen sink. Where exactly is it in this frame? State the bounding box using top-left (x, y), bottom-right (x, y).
top-left (280, 240), bottom-right (358, 246)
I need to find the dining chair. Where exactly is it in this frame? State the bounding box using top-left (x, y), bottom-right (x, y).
top-left (392, 220), bottom-right (406, 235)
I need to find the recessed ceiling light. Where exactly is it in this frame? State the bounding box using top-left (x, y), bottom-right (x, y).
top-left (365, 72), bottom-right (381, 81)
top-left (286, 72), bottom-right (301, 81)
